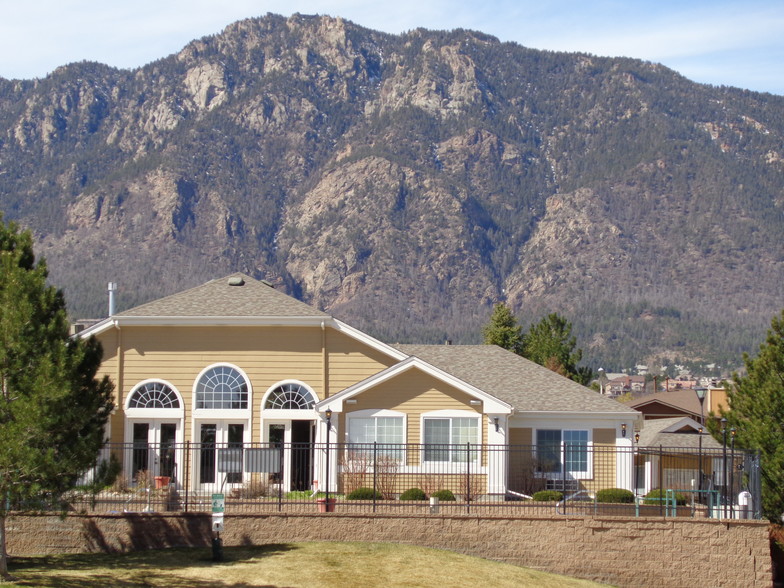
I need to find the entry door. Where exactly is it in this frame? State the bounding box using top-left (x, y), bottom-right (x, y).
top-left (198, 421), bottom-right (246, 487)
top-left (266, 421), bottom-right (314, 491)
top-left (130, 420), bottom-right (179, 481)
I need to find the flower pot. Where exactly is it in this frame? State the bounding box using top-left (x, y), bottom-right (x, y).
top-left (317, 497), bottom-right (336, 512)
top-left (154, 476), bottom-right (170, 489)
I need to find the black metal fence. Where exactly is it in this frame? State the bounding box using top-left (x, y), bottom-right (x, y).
top-left (31, 442), bottom-right (760, 519)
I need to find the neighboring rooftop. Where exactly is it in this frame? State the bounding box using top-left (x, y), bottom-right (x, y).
top-left (396, 344), bottom-right (638, 414)
top-left (116, 273), bottom-right (330, 318)
top-left (637, 417), bottom-right (723, 449)
top-left (628, 389), bottom-right (703, 418)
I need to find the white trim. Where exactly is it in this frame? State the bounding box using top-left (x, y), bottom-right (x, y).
top-left (345, 409), bottom-right (407, 444)
top-left (420, 410), bottom-right (482, 466)
top-left (79, 315), bottom-right (408, 364)
top-left (261, 379), bottom-right (318, 410)
top-left (192, 362), bottom-right (253, 418)
top-left (124, 378), bottom-right (184, 412)
top-left (330, 319), bottom-right (408, 362)
top-left (533, 427), bottom-right (594, 480)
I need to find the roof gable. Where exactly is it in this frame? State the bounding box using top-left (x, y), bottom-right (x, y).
top-left (117, 273), bottom-right (329, 319)
top-left (396, 345), bottom-right (637, 415)
top-left (317, 356), bottom-right (513, 414)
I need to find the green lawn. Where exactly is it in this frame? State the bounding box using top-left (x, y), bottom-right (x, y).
top-left (6, 542), bottom-right (610, 587)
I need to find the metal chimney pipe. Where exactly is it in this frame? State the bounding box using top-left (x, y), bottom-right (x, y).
top-left (108, 282), bottom-right (117, 316)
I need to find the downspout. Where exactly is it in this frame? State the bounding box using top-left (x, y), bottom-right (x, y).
top-left (321, 321), bottom-right (328, 399)
top-left (114, 319), bottom-right (123, 445)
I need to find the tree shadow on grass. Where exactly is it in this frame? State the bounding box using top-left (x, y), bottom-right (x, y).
top-left (8, 544), bottom-right (297, 587)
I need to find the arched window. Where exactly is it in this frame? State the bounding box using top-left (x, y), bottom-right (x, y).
top-left (128, 381), bottom-right (181, 409)
top-left (195, 365), bottom-right (249, 410)
top-left (264, 382), bottom-right (316, 410)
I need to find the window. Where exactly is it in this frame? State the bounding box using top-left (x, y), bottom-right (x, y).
top-left (536, 429), bottom-right (590, 475)
top-left (264, 382), bottom-right (315, 410)
top-left (348, 413), bottom-right (404, 460)
top-left (195, 365), bottom-right (248, 409)
top-left (423, 417), bottom-right (479, 463)
top-left (128, 381), bottom-right (180, 409)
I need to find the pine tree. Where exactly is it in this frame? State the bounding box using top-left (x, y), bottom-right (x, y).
top-left (718, 308), bottom-right (784, 521)
top-left (522, 313), bottom-right (592, 385)
top-left (0, 217), bottom-right (114, 580)
top-left (482, 303), bottom-right (523, 354)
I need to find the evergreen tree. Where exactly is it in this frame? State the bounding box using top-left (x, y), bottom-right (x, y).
top-left (482, 303), bottom-right (523, 354)
top-left (718, 308), bottom-right (784, 521)
top-left (522, 313), bottom-right (592, 385)
top-left (0, 217), bottom-right (114, 580)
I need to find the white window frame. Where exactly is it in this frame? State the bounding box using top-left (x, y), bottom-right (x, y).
top-left (534, 428), bottom-right (593, 480)
top-left (421, 410), bottom-right (481, 468)
top-left (125, 379), bottom-right (184, 420)
top-left (345, 409), bottom-right (406, 463)
top-left (192, 363), bottom-right (252, 420)
top-left (260, 379), bottom-right (319, 421)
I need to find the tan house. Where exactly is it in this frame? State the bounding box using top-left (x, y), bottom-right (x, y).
top-left (79, 273), bottom-right (640, 497)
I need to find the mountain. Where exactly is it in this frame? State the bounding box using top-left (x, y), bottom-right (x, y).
top-left (1, 13), bottom-right (783, 372)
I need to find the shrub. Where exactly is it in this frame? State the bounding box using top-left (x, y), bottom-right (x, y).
top-left (532, 490), bottom-right (563, 502)
top-left (346, 487), bottom-right (382, 500)
top-left (596, 488), bottom-right (635, 504)
top-left (430, 489), bottom-right (456, 501)
top-left (399, 488), bottom-right (427, 501)
top-left (643, 488), bottom-right (687, 506)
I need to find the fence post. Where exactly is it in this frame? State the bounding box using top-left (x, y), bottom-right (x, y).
top-left (373, 442), bottom-right (377, 513)
top-left (278, 443), bottom-right (284, 512)
top-left (658, 445), bottom-right (663, 517)
top-left (466, 442), bottom-right (471, 515)
top-left (183, 441), bottom-right (190, 513)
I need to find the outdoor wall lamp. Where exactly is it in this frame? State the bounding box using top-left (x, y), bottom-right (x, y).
top-left (494, 417), bottom-right (500, 433)
top-left (621, 423), bottom-right (627, 437)
top-left (634, 432), bottom-right (639, 444)
top-left (325, 408), bottom-right (332, 432)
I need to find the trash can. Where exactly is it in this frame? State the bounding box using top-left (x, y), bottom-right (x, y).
top-left (737, 491), bottom-right (752, 519)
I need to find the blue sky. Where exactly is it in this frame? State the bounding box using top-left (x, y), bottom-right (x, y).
top-left (1, 0), bottom-right (782, 95)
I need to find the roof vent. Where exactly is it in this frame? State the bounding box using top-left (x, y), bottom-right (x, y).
top-left (228, 277), bottom-right (245, 286)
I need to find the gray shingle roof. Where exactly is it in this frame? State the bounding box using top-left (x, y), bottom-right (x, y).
top-left (637, 417), bottom-right (723, 449)
top-left (396, 344), bottom-right (637, 414)
top-left (117, 273), bottom-right (330, 318)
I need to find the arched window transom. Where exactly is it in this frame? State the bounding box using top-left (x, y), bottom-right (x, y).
top-left (128, 382), bottom-right (181, 409)
top-left (265, 383), bottom-right (315, 410)
top-left (196, 366), bottom-right (248, 410)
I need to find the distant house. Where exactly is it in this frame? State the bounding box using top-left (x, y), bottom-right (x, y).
top-left (605, 375), bottom-right (646, 396)
top-left (628, 390), bottom-right (704, 422)
top-left (634, 417), bottom-right (725, 496)
top-left (78, 273), bottom-right (640, 497)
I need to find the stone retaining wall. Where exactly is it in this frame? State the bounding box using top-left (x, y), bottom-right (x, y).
top-left (6, 512), bottom-right (770, 587)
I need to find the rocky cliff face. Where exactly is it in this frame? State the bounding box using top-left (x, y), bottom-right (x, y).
top-left (1, 14), bottom-right (783, 369)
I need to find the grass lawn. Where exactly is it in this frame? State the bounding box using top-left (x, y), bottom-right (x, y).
top-left (5, 542), bottom-right (610, 587)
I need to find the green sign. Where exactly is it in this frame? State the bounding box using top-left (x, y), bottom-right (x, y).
top-left (212, 493), bottom-right (225, 514)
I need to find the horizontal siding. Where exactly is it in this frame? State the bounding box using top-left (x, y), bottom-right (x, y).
top-left (593, 428), bottom-right (616, 446)
top-left (510, 428), bottom-right (532, 446)
top-left (100, 324), bottom-right (400, 442)
top-left (326, 329), bottom-right (395, 395)
top-left (344, 367), bottom-right (481, 445)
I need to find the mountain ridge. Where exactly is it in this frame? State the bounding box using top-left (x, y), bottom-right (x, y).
top-left (1, 13), bottom-right (782, 372)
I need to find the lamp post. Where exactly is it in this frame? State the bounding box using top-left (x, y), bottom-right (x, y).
top-left (729, 427), bottom-right (736, 518)
top-left (634, 432), bottom-right (640, 496)
top-left (697, 427), bottom-right (704, 498)
top-left (695, 386), bottom-right (707, 426)
top-left (721, 417), bottom-right (728, 517)
top-left (325, 408), bottom-right (332, 508)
